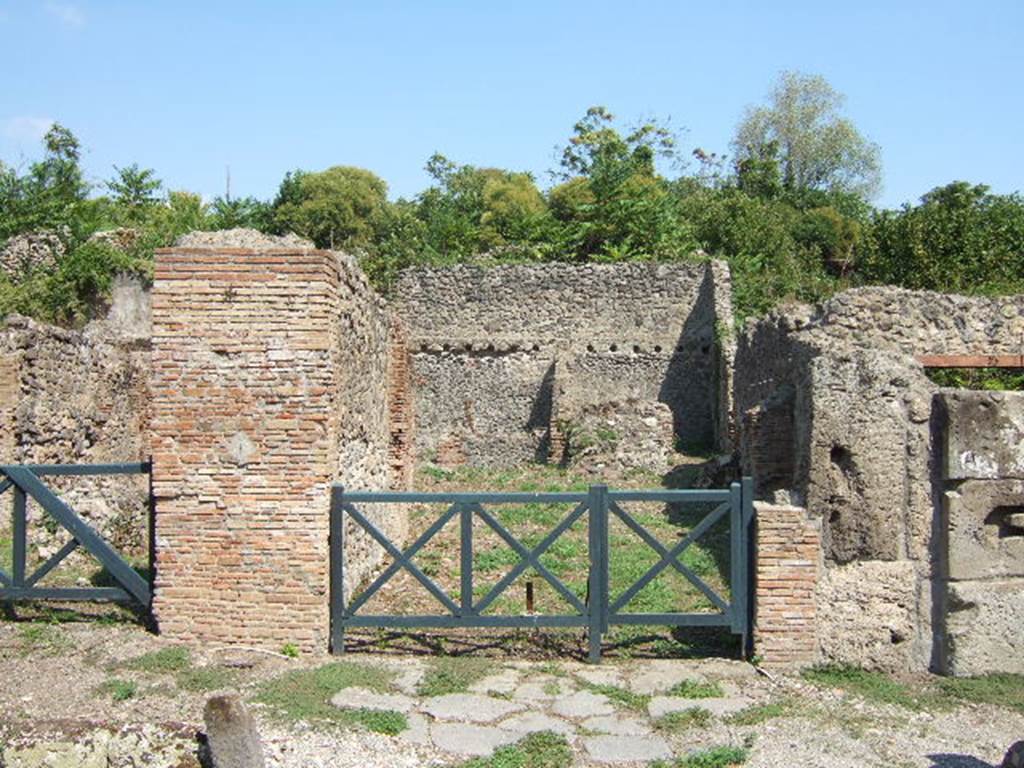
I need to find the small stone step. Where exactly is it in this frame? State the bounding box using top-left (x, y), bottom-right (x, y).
top-left (582, 734), bottom-right (672, 763)
top-left (422, 693), bottom-right (525, 723)
top-left (552, 690), bottom-right (615, 719)
top-left (430, 723), bottom-right (520, 756)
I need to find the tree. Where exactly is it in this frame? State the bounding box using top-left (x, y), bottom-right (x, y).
top-left (271, 166), bottom-right (388, 249)
top-left (732, 71), bottom-right (882, 200)
top-left (106, 163), bottom-right (162, 222)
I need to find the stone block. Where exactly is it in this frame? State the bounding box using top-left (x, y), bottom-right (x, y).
top-left (941, 390), bottom-right (1024, 480)
top-left (945, 480), bottom-right (1024, 580)
top-left (945, 578), bottom-right (1024, 676)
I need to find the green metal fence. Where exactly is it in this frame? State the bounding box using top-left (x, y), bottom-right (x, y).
top-left (330, 479), bottom-right (754, 662)
top-left (0, 462), bottom-right (152, 607)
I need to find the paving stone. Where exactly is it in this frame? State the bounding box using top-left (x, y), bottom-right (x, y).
top-left (469, 668), bottom-right (521, 695)
top-left (329, 687), bottom-right (416, 713)
top-left (429, 723), bottom-right (520, 756)
top-left (421, 693), bottom-right (525, 723)
top-left (582, 734), bottom-right (672, 763)
top-left (573, 666), bottom-right (624, 688)
top-left (512, 682), bottom-right (558, 702)
top-left (647, 696), bottom-right (751, 718)
top-left (552, 690), bottom-right (615, 719)
top-left (581, 715), bottom-right (652, 736)
top-left (497, 712), bottom-right (577, 737)
top-left (398, 712), bottom-right (431, 745)
top-left (627, 661), bottom-right (709, 695)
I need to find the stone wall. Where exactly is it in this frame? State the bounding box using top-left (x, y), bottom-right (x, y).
top-left (150, 245), bottom-right (402, 651)
top-left (0, 312), bottom-right (152, 552)
top-left (394, 261), bottom-right (731, 468)
top-left (737, 287), bottom-right (1024, 672)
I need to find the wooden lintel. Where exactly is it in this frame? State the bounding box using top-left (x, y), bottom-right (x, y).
top-left (916, 354), bottom-right (1024, 368)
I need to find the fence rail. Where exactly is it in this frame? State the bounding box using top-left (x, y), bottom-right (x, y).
top-left (0, 462), bottom-right (153, 607)
top-left (331, 479), bottom-right (753, 662)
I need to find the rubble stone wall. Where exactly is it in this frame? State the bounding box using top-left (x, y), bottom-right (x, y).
top-left (737, 287), bottom-right (1024, 672)
top-left (394, 261), bottom-right (731, 467)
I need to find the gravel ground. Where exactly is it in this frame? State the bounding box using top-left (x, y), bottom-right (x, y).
top-left (0, 617), bottom-right (1021, 768)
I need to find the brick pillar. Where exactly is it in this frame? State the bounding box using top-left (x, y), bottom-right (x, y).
top-left (754, 502), bottom-right (821, 667)
top-left (150, 248), bottom-right (341, 651)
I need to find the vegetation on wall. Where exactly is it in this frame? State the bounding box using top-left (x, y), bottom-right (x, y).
top-left (1, 70), bottom-right (1022, 327)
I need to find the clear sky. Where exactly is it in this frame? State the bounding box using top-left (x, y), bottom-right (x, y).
top-left (2, 1), bottom-right (1021, 209)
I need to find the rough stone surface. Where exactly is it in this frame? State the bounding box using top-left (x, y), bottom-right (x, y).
top-left (174, 228), bottom-right (313, 249)
top-left (559, 398), bottom-right (675, 473)
top-left (945, 578), bottom-right (1024, 676)
top-left (944, 479), bottom-right (1024, 580)
top-left (625, 661), bottom-right (710, 696)
top-left (395, 261), bottom-right (733, 466)
top-left (815, 560), bottom-right (921, 673)
top-left (581, 734), bottom-right (672, 763)
top-left (428, 723), bottom-right (519, 756)
top-left (203, 694), bottom-right (266, 768)
top-left (551, 690), bottom-right (615, 719)
top-left (647, 696), bottom-right (749, 718)
top-left (329, 687), bottom-right (416, 713)
top-left (421, 693), bottom-right (525, 723)
top-left (496, 712), bottom-right (576, 736)
top-left (941, 390), bottom-right (1024, 480)
top-left (0, 229), bottom-right (65, 278)
top-left (468, 669), bottom-right (522, 695)
top-left (581, 715), bottom-right (652, 735)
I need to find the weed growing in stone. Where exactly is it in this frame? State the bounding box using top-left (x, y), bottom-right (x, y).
top-left (665, 679), bottom-right (725, 699)
top-left (254, 661), bottom-right (405, 734)
top-left (96, 678), bottom-right (137, 701)
top-left (459, 731), bottom-right (572, 768)
top-left (575, 680), bottom-right (650, 711)
top-left (654, 707), bottom-right (712, 731)
top-left (654, 745), bottom-right (749, 767)
top-left (417, 656), bottom-right (493, 697)
top-left (725, 699), bottom-right (795, 726)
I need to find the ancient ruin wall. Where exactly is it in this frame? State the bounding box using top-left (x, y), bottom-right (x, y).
top-left (736, 287), bottom-right (1024, 672)
top-left (394, 261), bottom-right (730, 467)
top-left (150, 247), bottom-right (401, 651)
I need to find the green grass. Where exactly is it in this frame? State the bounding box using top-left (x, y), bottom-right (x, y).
top-left (176, 665), bottom-right (239, 692)
top-left (122, 646), bottom-right (191, 673)
top-left (802, 665), bottom-right (954, 712)
top-left (665, 679), bottom-right (725, 699)
top-left (936, 673), bottom-right (1024, 712)
top-left (254, 661), bottom-right (405, 734)
top-left (96, 677), bottom-right (137, 702)
top-left (417, 656), bottom-right (493, 697)
top-left (726, 700), bottom-right (796, 726)
top-left (653, 707), bottom-right (712, 732)
top-left (653, 746), bottom-right (749, 768)
top-left (575, 681), bottom-right (650, 711)
top-left (458, 731), bottom-right (572, 768)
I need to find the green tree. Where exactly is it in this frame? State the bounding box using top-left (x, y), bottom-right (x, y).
top-left (732, 71), bottom-right (882, 200)
top-left (208, 195), bottom-right (272, 231)
top-left (271, 166), bottom-right (388, 249)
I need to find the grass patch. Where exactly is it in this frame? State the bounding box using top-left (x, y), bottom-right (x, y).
top-left (96, 678), bottom-right (137, 702)
top-left (802, 665), bottom-right (949, 712)
top-left (122, 646), bottom-right (191, 674)
top-left (666, 679), bottom-right (724, 699)
top-left (459, 731), bottom-right (572, 768)
top-left (726, 699), bottom-right (796, 726)
top-left (15, 623), bottom-right (72, 655)
top-left (936, 673), bottom-right (1024, 712)
top-left (654, 746), bottom-right (749, 768)
top-left (576, 681), bottom-right (650, 711)
top-left (176, 665), bottom-right (239, 692)
top-left (255, 661), bottom-right (404, 734)
top-left (417, 656), bottom-right (493, 697)
top-left (654, 707), bottom-right (712, 732)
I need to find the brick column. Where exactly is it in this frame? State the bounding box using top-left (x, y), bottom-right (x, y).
top-left (150, 248), bottom-right (341, 651)
top-left (754, 502), bottom-right (821, 667)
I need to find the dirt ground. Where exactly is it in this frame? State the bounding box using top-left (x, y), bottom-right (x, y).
top-left (0, 609), bottom-right (1021, 768)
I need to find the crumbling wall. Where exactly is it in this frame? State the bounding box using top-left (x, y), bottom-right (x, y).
top-left (0, 312), bottom-right (151, 553)
top-left (395, 261), bottom-right (731, 469)
top-left (937, 390), bottom-right (1024, 675)
top-left (736, 287), bottom-right (1024, 672)
top-left (150, 242), bottom-right (402, 651)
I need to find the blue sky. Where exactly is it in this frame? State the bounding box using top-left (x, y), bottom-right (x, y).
top-left (2, 1), bottom-right (1021, 209)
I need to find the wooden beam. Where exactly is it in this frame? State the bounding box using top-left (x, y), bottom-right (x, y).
top-left (916, 354), bottom-right (1024, 369)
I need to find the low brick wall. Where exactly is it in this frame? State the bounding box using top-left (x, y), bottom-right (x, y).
top-left (754, 502), bottom-right (821, 667)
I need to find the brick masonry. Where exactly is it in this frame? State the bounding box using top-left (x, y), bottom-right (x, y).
top-left (150, 247), bottom-right (402, 651)
top-left (754, 502), bottom-right (821, 667)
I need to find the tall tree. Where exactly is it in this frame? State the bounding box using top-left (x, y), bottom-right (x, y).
top-left (732, 71), bottom-right (882, 200)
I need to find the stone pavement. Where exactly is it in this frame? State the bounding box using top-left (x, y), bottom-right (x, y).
top-left (330, 658), bottom-right (761, 764)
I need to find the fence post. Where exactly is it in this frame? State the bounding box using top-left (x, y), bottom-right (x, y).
top-left (12, 483), bottom-right (26, 587)
top-left (329, 485), bottom-right (345, 654)
top-left (147, 456), bottom-right (156, 600)
top-left (729, 481), bottom-right (744, 643)
top-left (586, 484), bottom-right (609, 663)
top-left (460, 503), bottom-right (473, 617)
top-left (742, 476), bottom-right (755, 658)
